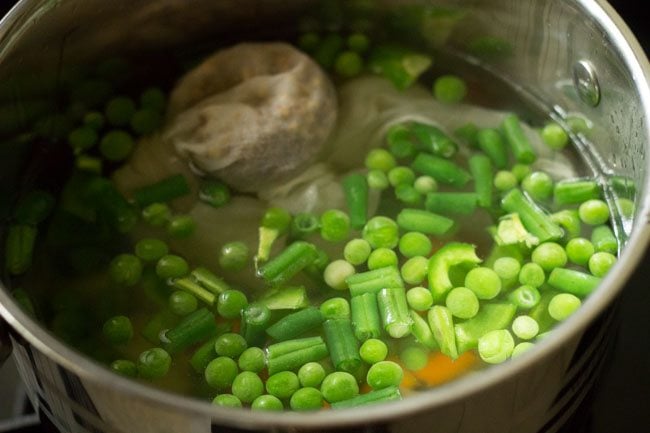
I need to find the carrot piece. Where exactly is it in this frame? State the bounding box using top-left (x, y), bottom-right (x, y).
top-left (413, 351), bottom-right (478, 386)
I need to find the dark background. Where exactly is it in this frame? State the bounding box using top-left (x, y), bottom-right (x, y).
top-left (0, 1), bottom-right (648, 432)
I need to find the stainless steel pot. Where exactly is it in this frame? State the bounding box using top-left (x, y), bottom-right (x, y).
top-left (0, 1), bottom-right (649, 432)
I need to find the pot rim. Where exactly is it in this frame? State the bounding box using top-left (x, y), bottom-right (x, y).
top-left (0, 0), bottom-right (649, 429)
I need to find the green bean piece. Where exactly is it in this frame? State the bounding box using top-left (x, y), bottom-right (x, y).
top-left (258, 286), bottom-right (309, 310)
top-left (14, 190), bottom-right (55, 225)
top-left (409, 122), bottom-right (458, 158)
top-left (240, 303), bottom-right (271, 347)
top-left (343, 173), bottom-right (369, 230)
top-left (476, 128), bottom-right (508, 169)
top-left (5, 224), bottom-right (37, 275)
top-left (266, 371), bottom-right (300, 399)
top-left (478, 329), bottom-right (515, 364)
top-left (386, 124), bottom-right (416, 159)
top-left (331, 385), bottom-right (402, 408)
top-left (190, 267), bottom-right (231, 296)
top-left (547, 268), bottom-right (601, 297)
top-left (171, 278), bottom-right (216, 306)
top-left (410, 310), bottom-right (437, 350)
top-left (396, 208), bottom-right (456, 236)
top-left (102, 315), bottom-right (133, 345)
top-left (469, 154), bottom-right (494, 208)
top-left (251, 395), bottom-right (284, 411)
top-left (553, 179), bottom-right (601, 205)
top-left (428, 306), bottom-right (458, 359)
top-left (377, 287), bottom-right (413, 338)
top-left (214, 333), bottom-right (248, 358)
top-left (137, 348), bottom-right (171, 380)
top-left (347, 266), bottom-right (404, 296)
top-left (320, 297), bottom-right (350, 320)
top-left (219, 241), bottom-right (250, 271)
top-left (502, 114), bottom-right (536, 164)
top-left (501, 189), bottom-right (563, 242)
top-left (290, 387), bottom-right (324, 411)
top-left (425, 192), bottom-right (478, 216)
top-left (162, 308), bottom-right (218, 354)
top-left (266, 307), bottom-right (323, 341)
top-left (199, 179), bottom-right (230, 208)
top-left (411, 153), bottom-right (472, 187)
top-left (433, 75), bottom-right (467, 104)
top-left (231, 371), bottom-right (265, 404)
top-left (321, 371), bottom-right (360, 403)
top-left (362, 216), bottom-right (399, 249)
top-left (550, 210), bottom-right (581, 239)
top-left (507, 285), bottom-right (541, 310)
top-left (591, 225), bottom-right (618, 254)
top-left (350, 292), bottom-right (382, 341)
top-left (298, 362), bottom-right (327, 388)
top-left (323, 318), bottom-right (361, 373)
top-left (266, 337), bottom-right (329, 375)
top-left (528, 290), bottom-right (559, 333)
top-left (367, 360), bottom-right (403, 390)
top-left (428, 242), bottom-right (482, 302)
top-left (290, 212), bottom-right (320, 239)
top-left (133, 174), bottom-right (190, 207)
top-left (454, 302), bottom-right (517, 353)
top-left (257, 241), bottom-right (318, 286)
top-left (368, 45), bottom-right (432, 90)
top-left (189, 336), bottom-right (219, 374)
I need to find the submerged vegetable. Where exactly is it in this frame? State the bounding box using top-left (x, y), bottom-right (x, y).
top-left (9, 25), bottom-right (625, 415)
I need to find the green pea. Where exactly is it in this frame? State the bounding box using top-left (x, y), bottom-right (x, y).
top-left (219, 241), bottom-right (250, 271)
top-left (478, 330), bottom-right (514, 364)
top-left (367, 247), bottom-right (398, 270)
top-left (217, 290), bottom-right (248, 319)
top-left (445, 286), bottom-right (479, 319)
top-left (155, 255), bottom-right (189, 279)
top-left (588, 252), bottom-right (616, 277)
top-left (335, 51), bottom-right (363, 78)
top-left (433, 75), bottom-right (467, 104)
top-left (298, 362), bottom-right (327, 388)
top-left (320, 372), bottom-right (359, 403)
top-left (135, 238), bottom-right (169, 262)
top-left (359, 339), bottom-right (388, 364)
top-left (266, 371), bottom-right (300, 399)
top-left (398, 232), bottom-right (432, 258)
top-left (531, 242), bottom-right (567, 272)
top-left (400, 346), bottom-right (428, 371)
top-left (494, 170), bottom-right (518, 191)
top-left (105, 96), bottom-right (136, 126)
top-left (205, 357), bottom-right (238, 390)
top-left (320, 209), bottom-right (351, 242)
top-left (367, 169), bottom-right (390, 190)
top-left (215, 333), bottom-right (247, 359)
top-left (578, 199), bottom-right (610, 225)
top-left (168, 291), bottom-right (198, 316)
top-left (212, 394), bottom-right (242, 408)
top-left (406, 286), bottom-right (433, 311)
top-left (344, 238), bottom-right (372, 266)
top-left (137, 348), bottom-right (171, 380)
top-left (110, 359), bottom-right (137, 377)
top-left (231, 371), bottom-right (264, 404)
top-left (109, 254), bottom-right (143, 286)
top-left (166, 215), bottom-right (196, 238)
top-left (237, 347), bottom-right (266, 373)
top-left (400, 256), bottom-right (429, 285)
top-left (142, 203), bottom-right (171, 226)
top-left (290, 387), bottom-right (323, 411)
top-left (102, 315), bottom-right (133, 345)
top-left (366, 360), bottom-right (403, 389)
top-left (522, 171), bottom-right (553, 201)
top-left (365, 149), bottom-right (397, 172)
top-left (465, 267), bottom-right (502, 299)
top-left (130, 108), bottom-right (162, 135)
top-left (541, 123), bottom-right (569, 150)
top-left (548, 293), bottom-right (581, 321)
top-left (251, 394), bottom-right (284, 411)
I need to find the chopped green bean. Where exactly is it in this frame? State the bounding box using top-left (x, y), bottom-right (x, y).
top-left (343, 173), bottom-right (369, 229)
top-left (323, 318), bottom-right (361, 373)
top-left (469, 154), bottom-right (493, 207)
top-left (350, 292), bottom-right (382, 341)
top-left (476, 128), bottom-right (508, 169)
top-left (428, 306), bottom-right (458, 359)
top-left (411, 153), bottom-right (472, 187)
top-left (266, 307), bottom-right (323, 341)
top-left (502, 114), bottom-right (536, 164)
top-left (547, 268), bottom-right (601, 297)
top-left (591, 225), bottom-right (618, 254)
top-left (396, 208), bottom-right (455, 236)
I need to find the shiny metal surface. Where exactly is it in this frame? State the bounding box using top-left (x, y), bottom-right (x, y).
top-left (0, 1), bottom-right (649, 432)
top-left (573, 60), bottom-right (601, 107)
